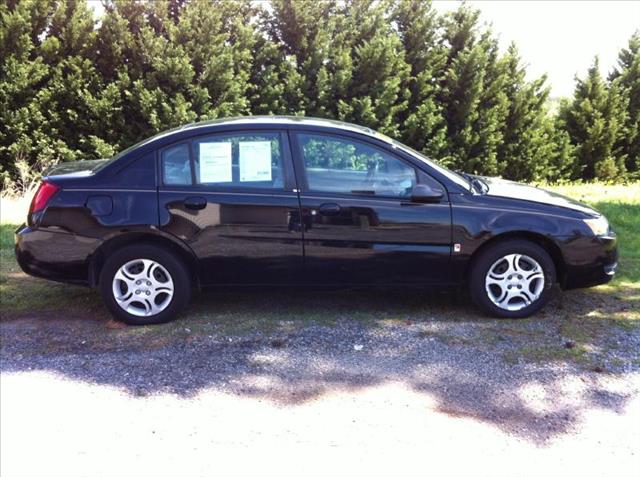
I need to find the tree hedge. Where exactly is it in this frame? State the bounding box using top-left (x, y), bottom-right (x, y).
top-left (1, 0), bottom-right (638, 189)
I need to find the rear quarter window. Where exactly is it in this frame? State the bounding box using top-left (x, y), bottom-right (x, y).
top-left (162, 143), bottom-right (192, 185)
top-left (114, 152), bottom-right (157, 188)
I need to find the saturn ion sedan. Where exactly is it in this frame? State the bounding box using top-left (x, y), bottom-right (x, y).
top-left (15, 117), bottom-right (618, 324)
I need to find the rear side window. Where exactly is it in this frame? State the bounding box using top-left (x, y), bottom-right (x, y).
top-left (296, 133), bottom-right (416, 198)
top-left (162, 143), bottom-right (192, 185)
top-left (191, 132), bottom-right (284, 189)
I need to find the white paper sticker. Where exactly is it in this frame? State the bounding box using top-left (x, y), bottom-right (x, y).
top-left (199, 142), bottom-right (232, 183)
top-left (239, 141), bottom-right (272, 182)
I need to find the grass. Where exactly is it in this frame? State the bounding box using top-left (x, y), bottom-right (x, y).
top-left (0, 223), bottom-right (13, 249)
top-left (0, 182), bottom-right (638, 370)
top-left (503, 343), bottom-right (591, 365)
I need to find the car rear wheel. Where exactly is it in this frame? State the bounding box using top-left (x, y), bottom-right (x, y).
top-left (469, 239), bottom-right (556, 318)
top-left (99, 244), bottom-right (191, 325)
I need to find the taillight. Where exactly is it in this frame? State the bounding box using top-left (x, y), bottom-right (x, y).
top-left (29, 181), bottom-right (60, 215)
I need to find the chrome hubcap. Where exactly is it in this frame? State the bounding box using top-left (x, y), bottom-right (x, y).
top-left (485, 254), bottom-right (544, 311)
top-left (112, 259), bottom-right (174, 317)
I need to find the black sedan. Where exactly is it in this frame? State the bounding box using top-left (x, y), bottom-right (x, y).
top-left (15, 117), bottom-right (618, 324)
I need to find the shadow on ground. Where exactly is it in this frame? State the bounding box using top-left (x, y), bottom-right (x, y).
top-left (2, 281), bottom-right (638, 445)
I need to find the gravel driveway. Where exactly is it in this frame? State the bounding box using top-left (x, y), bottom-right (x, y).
top-left (1, 286), bottom-right (639, 477)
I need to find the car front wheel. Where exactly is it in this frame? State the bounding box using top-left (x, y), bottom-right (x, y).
top-left (469, 239), bottom-right (556, 318)
top-left (99, 244), bottom-right (191, 325)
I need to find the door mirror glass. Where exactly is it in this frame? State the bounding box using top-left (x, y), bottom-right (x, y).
top-left (411, 184), bottom-right (443, 203)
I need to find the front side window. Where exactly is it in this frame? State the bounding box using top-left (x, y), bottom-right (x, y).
top-left (297, 133), bottom-right (416, 198)
top-left (192, 132), bottom-right (284, 189)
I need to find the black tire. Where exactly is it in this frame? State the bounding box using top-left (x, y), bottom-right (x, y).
top-left (469, 239), bottom-right (556, 319)
top-left (99, 244), bottom-right (191, 325)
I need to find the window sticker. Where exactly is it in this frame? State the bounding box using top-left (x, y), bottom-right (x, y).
top-left (239, 141), bottom-right (272, 182)
top-left (199, 142), bottom-right (232, 183)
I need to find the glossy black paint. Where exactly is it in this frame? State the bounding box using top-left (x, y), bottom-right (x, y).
top-left (447, 192), bottom-right (617, 288)
top-left (295, 194), bottom-right (452, 284)
top-left (158, 190), bottom-right (304, 285)
top-left (15, 117), bottom-right (618, 293)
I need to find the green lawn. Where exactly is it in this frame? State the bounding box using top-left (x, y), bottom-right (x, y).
top-left (0, 224), bottom-right (12, 249)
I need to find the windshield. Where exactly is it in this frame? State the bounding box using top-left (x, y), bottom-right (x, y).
top-left (391, 141), bottom-right (471, 190)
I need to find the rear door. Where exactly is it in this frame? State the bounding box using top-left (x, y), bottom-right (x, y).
top-left (291, 130), bottom-right (452, 285)
top-left (158, 130), bottom-right (304, 285)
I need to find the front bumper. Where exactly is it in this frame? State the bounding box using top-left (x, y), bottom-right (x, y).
top-left (15, 224), bottom-right (96, 286)
top-left (561, 233), bottom-right (618, 290)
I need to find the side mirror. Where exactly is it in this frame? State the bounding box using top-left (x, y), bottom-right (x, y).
top-left (411, 184), bottom-right (443, 203)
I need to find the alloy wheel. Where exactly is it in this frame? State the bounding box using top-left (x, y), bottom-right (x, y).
top-left (484, 253), bottom-right (545, 311)
top-left (112, 259), bottom-right (174, 317)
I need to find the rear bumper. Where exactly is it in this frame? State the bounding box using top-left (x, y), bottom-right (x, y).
top-left (561, 233), bottom-right (618, 290)
top-left (15, 224), bottom-right (96, 286)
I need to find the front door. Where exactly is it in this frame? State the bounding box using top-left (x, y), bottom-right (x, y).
top-left (291, 131), bottom-right (451, 285)
top-left (158, 130), bottom-right (304, 285)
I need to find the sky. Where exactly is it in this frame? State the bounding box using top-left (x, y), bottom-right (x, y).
top-left (87, 0), bottom-right (640, 98)
top-left (433, 1), bottom-right (640, 98)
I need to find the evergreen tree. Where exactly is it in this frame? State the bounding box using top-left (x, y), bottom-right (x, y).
top-left (95, 0), bottom-right (257, 143)
top-left (37, 0), bottom-right (117, 159)
top-left (439, 5), bottom-right (510, 176)
top-left (560, 58), bottom-right (629, 180)
top-left (392, 0), bottom-right (448, 159)
top-left (262, 0), bottom-right (337, 116)
top-left (0, 0), bottom-right (56, 183)
top-left (110, 1), bottom-right (198, 135)
top-left (610, 32), bottom-right (640, 175)
top-left (472, 31), bottom-right (509, 176)
top-left (546, 115), bottom-right (577, 182)
top-left (498, 44), bottom-right (553, 182)
top-left (440, 42), bottom-right (486, 172)
top-left (334, 0), bottom-right (410, 137)
top-left (176, 0), bottom-right (255, 119)
top-left (94, 1), bottom-right (163, 145)
top-left (442, 2), bottom-right (480, 63)
top-left (248, 35), bottom-right (305, 115)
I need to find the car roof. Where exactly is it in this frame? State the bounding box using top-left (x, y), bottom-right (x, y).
top-left (180, 115), bottom-right (382, 137)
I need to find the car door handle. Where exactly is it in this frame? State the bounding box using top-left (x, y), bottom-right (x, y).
top-left (318, 203), bottom-right (341, 216)
top-left (183, 196), bottom-right (207, 210)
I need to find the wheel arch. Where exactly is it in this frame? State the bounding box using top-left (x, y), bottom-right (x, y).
top-left (469, 231), bottom-right (566, 285)
top-left (88, 232), bottom-right (200, 289)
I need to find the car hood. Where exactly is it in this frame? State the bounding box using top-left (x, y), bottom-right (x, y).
top-left (480, 176), bottom-right (599, 216)
top-left (45, 159), bottom-right (109, 177)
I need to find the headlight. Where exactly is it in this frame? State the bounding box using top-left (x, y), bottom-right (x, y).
top-left (583, 216), bottom-right (609, 236)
